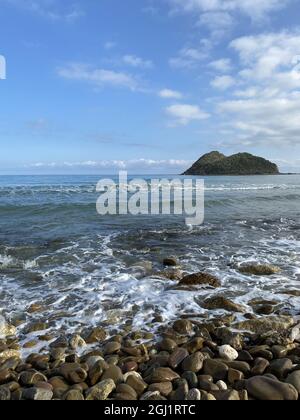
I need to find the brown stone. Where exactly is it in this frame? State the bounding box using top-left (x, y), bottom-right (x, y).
top-left (179, 272), bottom-right (221, 288)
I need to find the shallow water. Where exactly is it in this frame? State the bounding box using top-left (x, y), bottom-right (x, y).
top-left (0, 174), bottom-right (299, 348)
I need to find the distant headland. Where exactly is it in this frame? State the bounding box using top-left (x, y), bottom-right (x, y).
top-left (183, 151), bottom-right (280, 176)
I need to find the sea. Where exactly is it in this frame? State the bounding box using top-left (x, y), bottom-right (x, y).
top-left (0, 174), bottom-right (299, 349)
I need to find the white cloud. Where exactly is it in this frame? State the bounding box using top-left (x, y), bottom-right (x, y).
top-left (209, 58), bottom-right (232, 72)
top-left (159, 89), bottom-right (183, 99)
top-left (166, 104), bottom-right (210, 126)
top-left (198, 11), bottom-right (234, 37)
top-left (211, 75), bottom-right (236, 90)
top-left (169, 41), bottom-right (212, 69)
top-left (57, 63), bottom-right (138, 91)
top-left (214, 30), bottom-right (300, 147)
top-left (27, 159), bottom-right (192, 172)
top-left (3, 0), bottom-right (84, 22)
top-left (122, 55), bottom-right (154, 69)
top-left (167, 0), bottom-right (288, 20)
top-left (104, 41), bottom-right (117, 50)
top-left (167, 0), bottom-right (290, 38)
top-left (230, 31), bottom-right (300, 83)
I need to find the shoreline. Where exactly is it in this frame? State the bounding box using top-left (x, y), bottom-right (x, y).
top-left (1, 265), bottom-right (300, 401)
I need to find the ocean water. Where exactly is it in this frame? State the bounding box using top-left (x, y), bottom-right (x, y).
top-left (0, 174), bottom-right (299, 348)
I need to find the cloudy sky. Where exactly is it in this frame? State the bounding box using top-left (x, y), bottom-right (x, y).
top-left (0, 0), bottom-right (300, 174)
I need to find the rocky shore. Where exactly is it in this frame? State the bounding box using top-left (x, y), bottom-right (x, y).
top-left (0, 263), bottom-right (300, 401)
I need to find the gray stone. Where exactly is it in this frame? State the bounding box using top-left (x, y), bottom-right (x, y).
top-left (86, 379), bottom-right (116, 400)
top-left (168, 348), bottom-right (189, 369)
top-left (182, 352), bottom-right (205, 373)
top-left (22, 387), bottom-right (53, 401)
top-left (203, 359), bottom-right (228, 381)
top-left (286, 370), bottom-right (300, 393)
top-left (246, 376), bottom-right (298, 401)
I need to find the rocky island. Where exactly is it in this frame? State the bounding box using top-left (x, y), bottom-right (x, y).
top-left (183, 152), bottom-right (280, 176)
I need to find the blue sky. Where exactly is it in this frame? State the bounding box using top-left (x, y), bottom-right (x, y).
top-left (1, 0), bottom-right (300, 174)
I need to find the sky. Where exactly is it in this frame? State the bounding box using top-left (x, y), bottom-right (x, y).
top-left (1, 0), bottom-right (300, 174)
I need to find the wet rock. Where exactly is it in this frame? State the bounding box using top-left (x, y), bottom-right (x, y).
top-left (249, 346), bottom-right (273, 361)
top-left (173, 319), bottom-right (193, 335)
top-left (272, 345), bottom-right (288, 359)
top-left (171, 379), bottom-right (188, 400)
top-left (69, 335), bottom-right (86, 350)
top-left (47, 376), bottom-right (69, 392)
top-left (213, 390), bottom-right (240, 401)
top-left (0, 386), bottom-right (11, 400)
top-left (246, 376), bottom-right (298, 400)
top-left (203, 359), bottom-right (228, 381)
top-left (286, 370), bottom-right (300, 393)
top-left (215, 328), bottom-right (244, 350)
top-left (0, 350), bottom-right (20, 361)
top-left (182, 352), bottom-right (205, 373)
top-left (201, 391), bottom-right (216, 401)
top-left (228, 368), bottom-right (244, 384)
top-left (59, 363), bottom-right (88, 384)
top-left (50, 336), bottom-right (68, 349)
top-left (140, 391), bottom-right (165, 401)
top-left (254, 304), bottom-right (275, 315)
top-left (269, 358), bottom-right (293, 380)
top-left (63, 389), bottom-right (84, 400)
top-left (147, 367), bottom-right (180, 383)
top-left (0, 369), bottom-right (15, 385)
top-left (237, 350), bottom-right (253, 362)
top-left (179, 273), bottom-right (221, 288)
top-left (216, 380), bottom-right (227, 390)
top-left (251, 358), bottom-right (270, 376)
top-left (101, 365), bottom-right (123, 385)
top-left (148, 382), bottom-right (173, 397)
top-left (104, 342), bottom-right (121, 355)
top-left (22, 387), bottom-right (53, 401)
top-left (218, 345), bottom-right (239, 361)
top-left (26, 322), bottom-right (48, 333)
top-left (158, 269), bottom-right (183, 281)
top-left (115, 384), bottom-right (138, 400)
top-left (26, 303), bottom-right (44, 313)
top-left (239, 264), bottom-right (281, 276)
top-left (19, 370), bottom-right (47, 386)
top-left (89, 360), bottom-right (105, 386)
top-left (203, 296), bottom-right (246, 313)
top-left (0, 357), bottom-right (20, 371)
top-left (50, 348), bottom-right (66, 361)
top-left (198, 379), bottom-right (219, 392)
top-left (233, 316), bottom-right (294, 335)
top-left (85, 327), bottom-right (107, 344)
top-left (122, 361), bottom-right (138, 373)
top-left (182, 371), bottom-right (198, 388)
top-left (85, 355), bottom-right (105, 370)
top-left (159, 338), bottom-right (177, 353)
top-left (225, 361), bottom-right (251, 375)
top-left (187, 388), bottom-right (201, 400)
top-left (183, 337), bottom-right (205, 354)
top-left (0, 319), bottom-right (16, 338)
top-left (23, 340), bottom-right (39, 349)
top-left (290, 324), bottom-right (300, 343)
top-left (163, 257), bottom-right (178, 267)
top-left (126, 374), bottom-right (148, 396)
top-left (86, 379), bottom-right (116, 401)
top-left (168, 348), bottom-right (189, 369)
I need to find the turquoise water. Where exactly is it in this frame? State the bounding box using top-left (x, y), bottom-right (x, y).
top-left (0, 175), bottom-right (299, 347)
